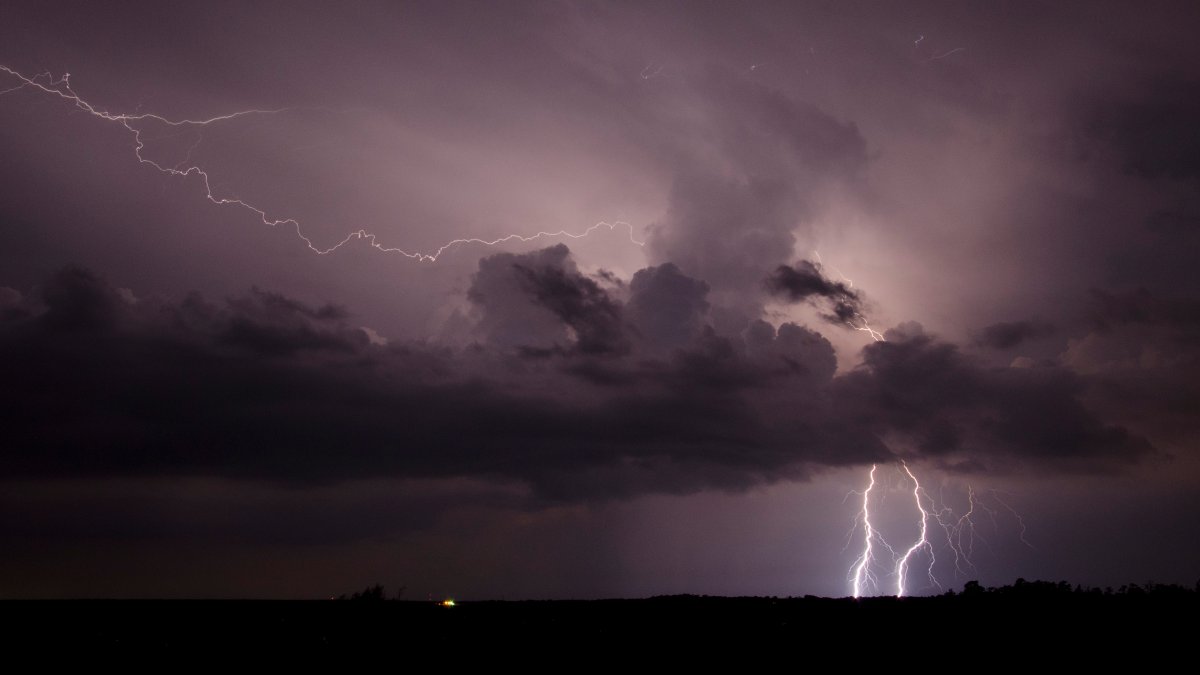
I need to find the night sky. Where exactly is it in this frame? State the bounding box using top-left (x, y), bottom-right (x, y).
top-left (2, 1), bottom-right (1199, 599)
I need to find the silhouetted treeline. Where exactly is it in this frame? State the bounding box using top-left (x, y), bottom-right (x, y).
top-left (335, 584), bottom-right (405, 601)
top-left (952, 577), bottom-right (1197, 597)
top-left (2, 579), bottom-right (1196, 655)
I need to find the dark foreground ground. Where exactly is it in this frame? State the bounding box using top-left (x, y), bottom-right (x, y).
top-left (2, 581), bottom-right (1195, 655)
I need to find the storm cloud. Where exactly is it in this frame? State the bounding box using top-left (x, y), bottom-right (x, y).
top-left (765, 260), bottom-right (865, 325)
top-left (973, 320), bottom-right (1056, 350)
top-left (641, 69), bottom-right (868, 327)
top-left (0, 261), bottom-right (1156, 502)
top-left (3, 1), bottom-right (1200, 598)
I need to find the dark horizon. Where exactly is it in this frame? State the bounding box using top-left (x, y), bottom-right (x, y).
top-left (2, 1), bottom-right (1199, 600)
top-left (4, 579), bottom-right (1197, 653)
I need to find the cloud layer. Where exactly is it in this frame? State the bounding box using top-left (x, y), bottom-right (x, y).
top-left (3, 1), bottom-right (1200, 597)
top-left (1, 260), bottom-right (1157, 503)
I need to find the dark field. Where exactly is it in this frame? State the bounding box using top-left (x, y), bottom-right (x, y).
top-left (1, 581), bottom-right (1195, 654)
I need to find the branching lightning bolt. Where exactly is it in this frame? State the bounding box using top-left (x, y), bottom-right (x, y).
top-left (0, 65), bottom-right (646, 263)
top-left (809, 252), bottom-right (1027, 597)
top-left (989, 490), bottom-right (1035, 550)
top-left (932, 484), bottom-right (987, 577)
top-left (895, 461), bottom-right (936, 597)
top-left (2, 67), bottom-right (1036, 601)
top-left (848, 465), bottom-right (877, 598)
top-left (847, 464), bottom-right (892, 598)
top-left (846, 463), bottom-right (1033, 598)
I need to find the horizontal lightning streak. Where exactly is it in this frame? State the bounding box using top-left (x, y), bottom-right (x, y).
top-left (925, 47), bottom-right (965, 62)
top-left (0, 65), bottom-right (645, 263)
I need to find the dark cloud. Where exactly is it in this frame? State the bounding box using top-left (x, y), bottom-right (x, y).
top-left (973, 320), bottom-right (1056, 350)
top-left (1062, 286), bottom-right (1200, 454)
top-left (468, 244), bottom-right (630, 356)
top-left (511, 250), bottom-right (629, 357)
top-left (764, 260), bottom-right (864, 325)
top-left (1087, 288), bottom-right (1200, 334)
top-left (1, 263), bottom-right (788, 497)
top-left (743, 319), bottom-right (838, 383)
top-left (0, 477), bottom-right (524, 546)
top-left (5, 0), bottom-right (1200, 596)
top-left (626, 263), bottom-right (710, 354)
top-left (38, 266), bottom-right (127, 332)
top-left (0, 262), bottom-right (1158, 504)
top-left (1108, 210), bottom-right (1200, 295)
top-left (1085, 78), bottom-right (1200, 183)
top-left (834, 328), bottom-right (1154, 471)
top-left (467, 245), bottom-right (579, 353)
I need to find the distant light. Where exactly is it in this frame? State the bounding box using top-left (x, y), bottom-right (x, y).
top-left (441, 599), bottom-right (456, 607)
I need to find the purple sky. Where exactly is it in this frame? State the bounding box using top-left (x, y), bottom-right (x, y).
top-left (2, 1), bottom-right (1199, 599)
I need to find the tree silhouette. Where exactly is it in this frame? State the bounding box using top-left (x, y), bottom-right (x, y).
top-left (339, 584), bottom-right (386, 601)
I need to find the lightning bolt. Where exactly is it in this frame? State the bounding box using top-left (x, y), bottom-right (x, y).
top-left (847, 313), bottom-right (885, 342)
top-left (931, 483), bottom-right (986, 577)
top-left (848, 465), bottom-right (877, 598)
top-left (0, 65), bottom-right (646, 263)
top-left (846, 463), bottom-right (1033, 597)
top-left (806, 236), bottom-right (1029, 600)
top-left (812, 250), bottom-right (885, 342)
top-left (924, 47), bottom-right (966, 62)
top-left (989, 490), bottom-right (1035, 550)
top-left (848, 464), bottom-right (884, 598)
top-left (895, 461), bottom-right (936, 597)
top-left (3, 67), bottom-right (1033, 598)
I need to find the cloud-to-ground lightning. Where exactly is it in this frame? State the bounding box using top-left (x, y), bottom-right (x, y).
top-left (0, 65), bottom-right (646, 263)
top-left (990, 490), bottom-right (1034, 549)
top-left (895, 461), bottom-right (936, 597)
top-left (847, 464), bottom-right (884, 598)
top-left (5, 66), bottom-right (1036, 600)
top-left (809, 247), bottom-right (1029, 596)
top-left (845, 462), bottom-right (1033, 598)
top-left (934, 484), bottom-right (986, 577)
top-left (806, 252), bottom-right (1030, 597)
top-left (848, 465), bottom-right (877, 598)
